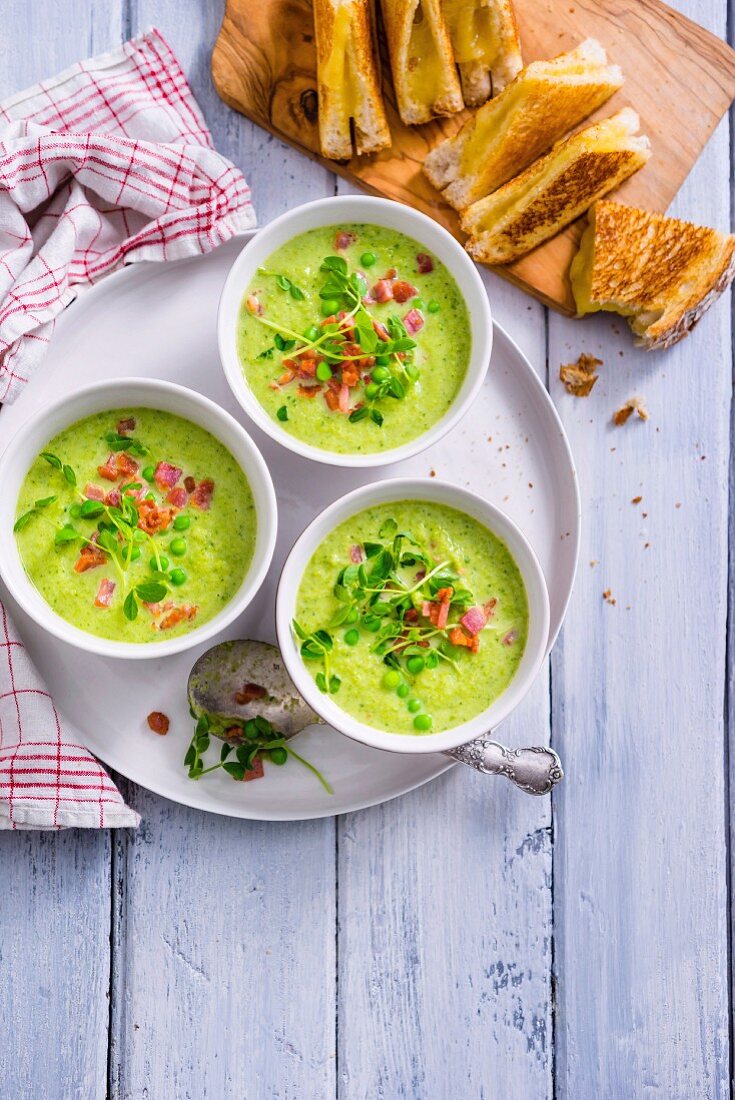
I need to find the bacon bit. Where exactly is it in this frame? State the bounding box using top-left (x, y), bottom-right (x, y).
top-left (460, 606), bottom-right (488, 636)
top-left (142, 601), bottom-right (162, 615)
top-left (147, 711), bottom-right (170, 735)
top-left (448, 626), bottom-right (480, 653)
top-left (158, 604), bottom-right (198, 630)
top-left (324, 389), bottom-right (340, 412)
top-left (436, 600), bottom-right (450, 630)
top-left (184, 475), bottom-right (196, 494)
top-left (392, 280), bottom-right (417, 304)
top-left (403, 308), bottom-right (425, 336)
top-left (321, 314), bottom-right (337, 326)
top-left (415, 568), bottom-right (426, 581)
top-left (372, 319), bottom-right (390, 341)
top-left (246, 293), bottom-right (263, 316)
top-left (483, 598), bottom-right (497, 619)
top-left (94, 578), bottom-right (115, 608)
top-left (421, 600), bottom-right (432, 618)
top-left (502, 629), bottom-right (519, 646)
top-left (334, 230), bottom-right (356, 250)
top-left (153, 461), bottom-right (182, 490)
top-left (383, 267), bottom-right (398, 280)
top-left (116, 416), bottom-right (136, 435)
top-left (97, 455), bottom-right (119, 481)
top-left (137, 498), bottom-right (174, 534)
top-left (362, 290), bottom-right (376, 306)
top-left (104, 488), bottom-right (121, 507)
top-left (190, 479), bottom-right (215, 510)
top-left (277, 369), bottom-right (296, 386)
top-left (297, 358), bottom-right (317, 378)
top-left (114, 452), bottom-right (139, 479)
top-left (74, 545), bottom-right (107, 573)
top-left (350, 544), bottom-right (364, 563)
top-left (372, 279), bottom-right (394, 303)
top-left (268, 380), bottom-right (281, 391)
top-left (234, 682), bottom-right (268, 705)
top-left (166, 487), bottom-right (188, 509)
top-left (613, 396), bottom-right (648, 426)
top-left (342, 366), bottom-right (361, 388)
top-left (242, 755), bottom-right (265, 782)
top-left (404, 608), bottom-right (419, 624)
top-left (298, 384), bottom-right (320, 399)
top-left (84, 483), bottom-right (105, 501)
top-left (559, 354), bottom-right (601, 397)
top-left (338, 384), bottom-right (350, 413)
top-left (416, 252), bottom-right (434, 274)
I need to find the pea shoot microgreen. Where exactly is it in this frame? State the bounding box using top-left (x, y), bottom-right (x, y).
top-left (257, 267), bottom-right (306, 301)
top-left (184, 711), bottom-right (332, 793)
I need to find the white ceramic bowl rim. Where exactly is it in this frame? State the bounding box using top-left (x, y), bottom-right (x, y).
top-left (0, 378), bottom-right (278, 660)
top-left (217, 195), bottom-right (493, 468)
top-left (275, 478), bottom-right (551, 755)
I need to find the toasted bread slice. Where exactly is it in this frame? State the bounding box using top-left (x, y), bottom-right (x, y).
top-left (379, 0), bottom-right (464, 125)
top-left (315, 0), bottom-right (391, 159)
top-left (424, 39), bottom-right (623, 210)
top-left (441, 0), bottom-right (523, 106)
top-left (570, 200), bottom-right (735, 349)
top-left (460, 108), bottom-right (651, 264)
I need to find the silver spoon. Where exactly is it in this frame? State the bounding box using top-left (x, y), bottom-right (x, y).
top-left (187, 640), bottom-right (563, 796)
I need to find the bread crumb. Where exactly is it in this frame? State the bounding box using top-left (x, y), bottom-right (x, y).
top-left (559, 353), bottom-right (602, 397)
top-left (613, 396), bottom-right (649, 426)
top-left (675, 502), bottom-right (682, 508)
top-left (429, 468), bottom-right (436, 477)
top-left (631, 496), bottom-right (642, 505)
top-left (603, 589), bottom-right (616, 605)
top-left (590, 560), bottom-right (598, 567)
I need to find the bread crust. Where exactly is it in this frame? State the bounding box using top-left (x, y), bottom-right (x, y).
top-left (380, 0), bottom-right (463, 124)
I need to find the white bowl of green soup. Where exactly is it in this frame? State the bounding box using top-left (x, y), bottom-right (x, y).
top-left (0, 379), bottom-right (277, 659)
top-left (276, 479), bottom-right (550, 755)
top-left (219, 196), bottom-right (492, 467)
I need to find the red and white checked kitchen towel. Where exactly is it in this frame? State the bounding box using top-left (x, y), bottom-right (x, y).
top-left (0, 27), bottom-right (256, 403)
top-left (0, 603), bottom-right (139, 829)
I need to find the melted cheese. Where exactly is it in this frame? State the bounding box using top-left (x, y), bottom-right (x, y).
top-left (443, 0), bottom-right (498, 65)
top-left (406, 5), bottom-right (445, 107)
top-left (321, 4), bottom-right (359, 117)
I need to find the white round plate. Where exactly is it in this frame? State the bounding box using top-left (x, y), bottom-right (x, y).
top-left (0, 234), bottom-right (579, 821)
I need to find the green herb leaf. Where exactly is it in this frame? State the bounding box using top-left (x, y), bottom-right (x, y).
top-left (34, 495), bottom-right (57, 509)
top-left (276, 275), bottom-right (291, 291)
top-left (62, 464), bottom-right (77, 487)
top-left (223, 762), bottom-right (246, 781)
top-left (369, 408), bottom-right (384, 427)
top-left (80, 500), bottom-right (104, 519)
top-left (135, 581), bottom-right (168, 604)
top-left (349, 406), bottom-right (369, 424)
top-left (276, 406), bottom-right (288, 422)
top-left (379, 518), bottom-right (398, 539)
top-left (289, 284), bottom-right (305, 301)
top-left (13, 510), bottom-right (35, 532)
top-left (123, 591), bottom-right (138, 621)
top-left (41, 452), bottom-right (62, 470)
top-left (257, 346), bottom-right (275, 361)
top-left (54, 525), bottom-right (80, 546)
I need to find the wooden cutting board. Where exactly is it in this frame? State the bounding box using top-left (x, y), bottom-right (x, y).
top-left (212, 0), bottom-right (735, 314)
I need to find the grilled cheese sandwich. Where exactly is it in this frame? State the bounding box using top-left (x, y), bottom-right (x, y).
top-left (571, 200), bottom-right (735, 349)
top-left (424, 39), bottom-right (624, 210)
top-left (461, 108), bottom-right (651, 264)
top-left (379, 0), bottom-right (464, 124)
top-left (441, 0), bottom-right (523, 105)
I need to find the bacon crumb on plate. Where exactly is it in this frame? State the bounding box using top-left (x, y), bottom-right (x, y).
top-left (234, 683), bottom-right (268, 705)
top-left (147, 711), bottom-right (170, 735)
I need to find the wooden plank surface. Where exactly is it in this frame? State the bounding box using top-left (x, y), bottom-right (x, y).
top-left (547, 0), bottom-right (732, 1091)
top-left (210, 0), bottom-right (735, 313)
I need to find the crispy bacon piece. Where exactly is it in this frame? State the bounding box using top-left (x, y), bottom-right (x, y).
top-left (104, 488), bottom-right (121, 507)
top-left (460, 606), bottom-right (488, 636)
top-left (372, 319), bottom-right (390, 341)
top-left (234, 683), bottom-right (268, 705)
top-left (404, 608), bottom-right (419, 624)
top-left (97, 455), bottom-right (119, 481)
top-left (116, 416), bottom-right (136, 435)
top-left (337, 384), bottom-right (350, 413)
top-left (416, 252), bottom-right (434, 274)
top-left (147, 711), bottom-right (170, 735)
top-left (190, 479), bottom-right (214, 511)
top-left (383, 267), bottom-right (398, 280)
top-left (153, 461), bottom-right (182, 490)
top-left (84, 483), bottom-right (105, 501)
top-left (403, 308), bottom-right (425, 336)
top-left (74, 545), bottom-right (107, 573)
top-left (342, 366), bottom-right (360, 388)
top-left (94, 578), bottom-right (116, 608)
top-left (324, 389), bottom-right (340, 412)
top-left (243, 756), bottom-right (265, 782)
top-left (372, 279), bottom-right (394, 303)
top-left (137, 498), bottom-right (174, 534)
top-left (448, 626), bottom-right (480, 653)
top-left (158, 604), bottom-right (198, 630)
top-left (246, 293), bottom-right (263, 316)
top-left (484, 598), bottom-right (497, 619)
top-left (184, 476), bottom-right (196, 494)
top-left (392, 280), bottom-right (417, 304)
top-left (334, 230), bottom-right (356, 250)
top-left (114, 452), bottom-right (139, 479)
top-left (350, 544), bottom-right (364, 563)
top-left (298, 384), bottom-right (320, 399)
top-left (166, 487), bottom-right (187, 509)
top-left (502, 629), bottom-right (519, 646)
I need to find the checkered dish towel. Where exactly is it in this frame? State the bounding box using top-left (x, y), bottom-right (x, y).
top-left (0, 604), bottom-right (140, 829)
top-left (0, 27), bottom-right (256, 403)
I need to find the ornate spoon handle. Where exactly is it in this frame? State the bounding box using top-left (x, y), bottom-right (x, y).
top-left (445, 739), bottom-right (563, 795)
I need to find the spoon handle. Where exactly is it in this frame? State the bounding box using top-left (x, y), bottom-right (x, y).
top-left (445, 739), bottom-right (563, 795)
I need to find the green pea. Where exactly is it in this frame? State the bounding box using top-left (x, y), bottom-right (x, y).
top-left (397, 682), bottom-right (410, 699)
top-left (413, 713), bottom-right (433, 731)
top-left (170, 537), bottom-right (187, 557)
top-left (374, 354), bottom-right (391, 367)
top-left (269, 747), bottom-right (288, 765)
top-left (360, 251), bottom-right (377, 267)
top-left (304, 324), bottom-right (320, 342)
top-left (344, 628), bottom-right (360, 646)
top-left (142, 465), bottom-right (155, 482)
top-left (69, 504), bottom-right (82, 519)
top-left (382, 669), bottom-right (401, 690)
top-left (173, 514), bottom-right (191, 531)
top-left (407, 655), bottom-right (425, 675)
top-left (133, 528), bottom-right (147, 543)
top-left (130, 546), bottom-right (141, 561)
top-left (345, 607), bottom-right (359, 624)
top-left (321, 298), bottom-right (339, 317)
top-left (170, 568), bottom-right (187, 586)
top-left (413, 298), bottom-right (425, 310)
top-left (428, 300), bottom-right (440, 314)
top-left (408, 699), bottom-right (422, 713)
top-left (364, 382), bottom-right (379, 399)
top-left (362, 617), bottom-right (381, 633)
top-left (424, 650), bottom-right (439, 669)
top-left (316, 361), bottom-right (333, 382)
top-left (150, 554), bottom-right (170, 572)
top-left (372, 365), bottom-right (391, 382)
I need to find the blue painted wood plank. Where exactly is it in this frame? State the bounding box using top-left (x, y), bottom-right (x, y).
top-left (549, 0), bottom-right (732, 1094)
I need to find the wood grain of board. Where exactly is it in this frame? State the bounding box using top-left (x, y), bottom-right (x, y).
top-left (211, 0), bottom-right (735, 314)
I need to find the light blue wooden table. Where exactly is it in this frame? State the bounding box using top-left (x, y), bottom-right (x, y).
top-left (1, 2), bottom-right (732, 1097)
